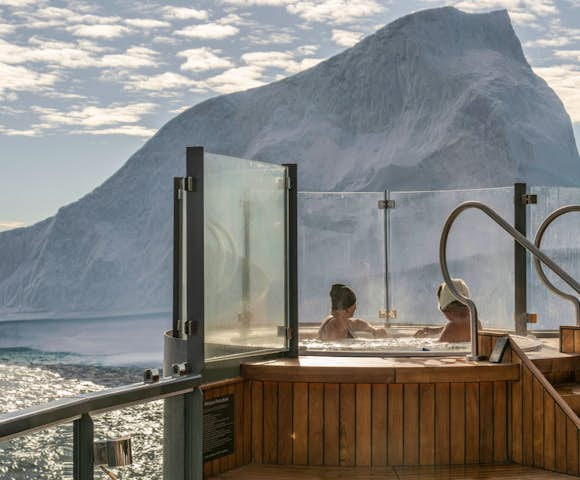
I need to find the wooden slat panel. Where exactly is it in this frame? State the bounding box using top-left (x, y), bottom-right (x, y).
top-left (404, 384), bottom-right (419, 465)
top-left (277, 382), bottom-right (293, 465)
top-left (450, 383), bottom-right (465, 465)
top-left (293, 382), bottom-right (309, 465)
top-left (465, 382), bottom-right (479, 464)
top-left (251, 381), bottom-right (264, 464)
top-left (263, 382), bottom-right (278, 464)
top-left (522, 367), bottom-right (534, 466)
top-left (308, 383), bottom-right (324, 466)
top-left (574, 329), bottom-right (580, 353)
top-left (566, 418), bottom-right (578, 476)
top-left (435, 383), bottom-right (450, 465)
top-left (532, 378), bottom-right (544, 468)
top-left (340, 384), bottom-right (356, 466)
top-left (235, 382), bottom-right (245, 469)
top-left (356, 384), bottom-right (372, 466)
top-left (544, 392), bottom-right (555, 472)
top-left (478, 334), bottom-right (493, 358)
top-left (479, 381), bottom-right (493, 464)
top-left (419, 384), bottom-right (435, 465)
top-left (243, 380), bottom-right (252, 465)
top-left (324, 384), bottom-right (340, 466)
top-left (511, 353), bottom-right (523, 464)
top-left (493, 381), bottom-right (507, 463)
top-left (371, 384), bottom-right (388, 466)
top-left (388, 383), bottom-right (404, 466)
top-left (561, 327), bottom-right (574, 353)
top-left (555, 406), bottom-right (567, 473)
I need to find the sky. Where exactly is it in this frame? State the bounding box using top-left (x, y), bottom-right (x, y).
top-left (0, 0), bottom-right (579, 231)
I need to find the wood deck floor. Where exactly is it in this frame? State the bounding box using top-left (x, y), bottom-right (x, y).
top-left (208, 464), bottom-right (576, 479)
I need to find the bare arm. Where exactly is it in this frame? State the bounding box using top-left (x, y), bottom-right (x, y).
top-left (350, 319), bottom-right (388, 338)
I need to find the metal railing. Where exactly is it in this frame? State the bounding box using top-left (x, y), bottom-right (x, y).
top-left (533, 205), bottom-right (580, 326)
top-left (440, 201), bottom-right (580, 360)
top-left (0, 373), bottom-right (201, 479)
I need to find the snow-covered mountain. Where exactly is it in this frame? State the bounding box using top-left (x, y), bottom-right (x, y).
top-left (0, 7), bottom-right (578, 319)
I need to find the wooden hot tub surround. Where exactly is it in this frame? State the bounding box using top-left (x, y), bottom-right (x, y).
top-left (202, 335), bottom-right (580, 478)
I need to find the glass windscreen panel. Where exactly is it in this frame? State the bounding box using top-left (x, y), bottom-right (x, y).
top-left (0, 425), bottom-right (73, 479)
top-left (92, 400), bottom-right (163, 479)
top-left (298, 192), bottom-right (386, 351)
top-left (204, 153), bottom-right (287, 360)
top-left (389, 187), bottom-right (515, 341)
top-left (528, 186), bottom-right (580, 330)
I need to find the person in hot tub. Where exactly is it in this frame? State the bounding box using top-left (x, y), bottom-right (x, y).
top-left (414, 278), bottom-right (481, 342)
top-left (318, 284), bottom-right (389, 340)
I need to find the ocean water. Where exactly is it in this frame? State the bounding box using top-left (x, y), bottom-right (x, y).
top-left (0, 315), bottom-right (170, 479)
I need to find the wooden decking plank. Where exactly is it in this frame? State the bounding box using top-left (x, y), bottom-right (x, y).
top-left (403, 384), bottom-right (419, 465)
top-left (355, 384), bottom-right (372, 466)
top-left (493, 381), bottom-right (507, 463)
top-left (387, 383), bottom-right (404, 466)
top-left (435, 383), bottom-right (450, 465)
top-left (339, 384), bottom-right (356, 466)
top-left (324, 383), bottom-right (340, 466)
top-left (419, 383), bottom-right (435, 465)
top-left (479, 381), bottom-right (493, 464)
top-left (277, 382), bottom-right (293, 465)
top-left (449, 383), bottom-right (465, 465)
top-left (293, 382), bottom-right (309, 465)
top-left (308, 383), bottom-right (324, 466)
top-left (371, 383), bottom-right (388, 466)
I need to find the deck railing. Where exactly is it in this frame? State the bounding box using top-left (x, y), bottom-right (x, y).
top-left (0, 373), bottom-right (202, 479)
top-left (440, 201), bottom-right (580, 360)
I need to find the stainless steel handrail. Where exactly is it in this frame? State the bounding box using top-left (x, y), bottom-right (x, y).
top-left (0, 373), bottom-right (201, 443)
top-left (440, 201), bottom-right (580, 360)
top-left (533, 205), bottom-right (580, 326)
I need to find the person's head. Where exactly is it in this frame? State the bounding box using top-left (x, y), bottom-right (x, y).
top-left (437, 278), bottom-right (470, 318)
top-left (330, 284), bottom-right (356, 316)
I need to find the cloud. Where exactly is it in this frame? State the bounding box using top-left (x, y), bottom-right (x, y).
top-left (67, 24), bottom-right (131, 39)
top-left (124, 18), bottom-right (171, 29)
top-left (0, 221), bottom-right (26, 232)
top-left (0, 126), bottom-right (39, 136)
top-left (241, 50), bottom-right (324, 73)
top-left (524, 37), bottom-right (572, 48)
top-left (220, 0), bottom-right (290, 5)
top-left (175, 23), bottom-right (239, 39)
top-left (0, 23), bottom-right (15, 35)
top-left (287, 0), bottom-right (385, 24)
top-left (125, 72), bottom-right (198, 92)
top-left (74, 125), bottom-right (157, 137)
top-left (297, 45), bottom-right (318, 55)
top-left (534, 64), bottom-right (580, 123)
top-left (554, 50), bottom-right (580, 62)
top-left (246, 32), bottom-right (298, 45)
top-left (161, 6), bottom-right (209, 20)
top-left (177, 47), bottom-right (234, 72)
top-left (198, 66), bottom-right (267, 93)
top-left (101, 46), bottom-right (159, 69)
top-left (0, 62), bottom-right (58, 95)
top-left (33, 103), bottom-right (157, 128)
top-left (450, 0), bottom-right (559, 25)
top-left (0, 0), bottom-right (36, 6)
top-left (331, 28), bottom-right (364, 46)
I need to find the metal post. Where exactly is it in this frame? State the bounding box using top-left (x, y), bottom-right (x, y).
top-left (186, 146), bottom-right (204, 373)
top-left (283, 163), bottom-right (299, 357)
top-left (514, 183), bottom-right (528, 335)
top-left (73, 413), bottom-right (94, 480)
top-left (384, 190), bottom-right (391, 328)
top-left (173, 178), bottom-right (182, 338)
top-left (185, 388), bottom-right (204, 480)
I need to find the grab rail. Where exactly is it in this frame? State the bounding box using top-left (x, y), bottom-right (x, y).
top-left (440, 201), bottom-right (580, 360)
top-left (534, 205), bottom-right (580, 326)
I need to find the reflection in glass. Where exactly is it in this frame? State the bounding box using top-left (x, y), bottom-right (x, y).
top-left (528, 186), bottom-right (580, 330)
top-left (92, 400), bottom-right (163, 479)
top-left (203, 153), bottom-right (287, 360)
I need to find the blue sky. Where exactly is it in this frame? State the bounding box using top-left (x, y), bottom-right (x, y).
top-left (0, 0), bottom-right (579, 231)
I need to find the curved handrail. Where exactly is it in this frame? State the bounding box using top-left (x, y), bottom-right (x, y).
top-left (534, 205), bottom-right (580, 326)
top-left (440, 201), bottom-right (580, 360)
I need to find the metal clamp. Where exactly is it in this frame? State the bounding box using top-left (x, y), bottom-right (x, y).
top-left (171, 362), bottom-right (189, 377)
top-left (378, 200), bottom-right (395, 209)
top-left (521, 194), bottom-right (537, 205)
top-left (144, 368), bottom-right (160, 384)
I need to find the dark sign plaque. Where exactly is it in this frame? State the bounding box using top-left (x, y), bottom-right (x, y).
top-left (203, 394), bottom-right (235, 461)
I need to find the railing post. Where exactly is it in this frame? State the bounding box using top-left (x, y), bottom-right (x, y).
top-left (283, 163), bottom-right (299, 358)
top-left (514, 183), bottom-right (528, 335)
top-left (73, 413), bottom-right (94, 480)
top-left (185, 388), bottom-right (204, 480)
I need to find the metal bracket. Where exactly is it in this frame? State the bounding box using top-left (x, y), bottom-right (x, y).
top-left (378, 200), bottom-right (395, 210)
top-left (379, 309), bottom-right (397, 319)
top-left (522, 312), bottom-right (538, 323)
top-left (184, 320), bottom-right (199, 336)
top-left (277, 326), bottom-right (293, 339)
top-left (521, 194), bottom-right (537, 205)
top-left (143, 368), bottom-right (160, 384)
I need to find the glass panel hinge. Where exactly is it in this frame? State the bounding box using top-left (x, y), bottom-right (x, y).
top-left (378, 200), bottom-right (395, 209)
top-left (379, 309), bottom-right (397, 319)
top-left (521, 194), bottom-right (537, 205)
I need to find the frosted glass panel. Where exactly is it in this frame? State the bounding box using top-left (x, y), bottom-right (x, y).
top-left (528, 186), bottom-right (580, 330)
top-left (204, 153), bottom-right (287, 359)
top-left (298, 192), bottom-right (386, 325)
top-left (0, 425), bottom-right (73, 479)
top-left (389, 187), bottom-right (514, 330)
